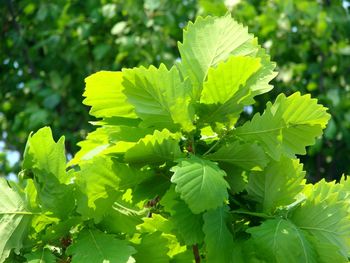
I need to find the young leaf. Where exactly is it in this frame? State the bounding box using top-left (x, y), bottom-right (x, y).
top-left (290, 180), bottom-right (350, 260)
top-left (235, 92), bottom-right (331, 159)
top-left (246, 156), bottom-right (305, 213)
top-left (171, 156), bottom-right (229, 214)
top-left (161, 188), bottom-right (204, 245)
top-left (203, 206), bottom-right (235, 263)
top-left (200, 56), bottom-right (261, 104)
top-left (0, 178), bottom-right (32, 263)
top-left (123, 64), bottom-right (194, 132)
top-left (83, 71), bottom-right (137, 118)
top-left (22, 127), bottom-right (74, 217)
top-left (178, 16), bottom-right (256, 96)
top-left (67, 229), bottom-right (136, 263)
top-left (247, 219), bottom-right (318, 263)
top-left (75, 155), bottom-right (120, 222)
top-left (198, 56), bottom-right (261, 124)
top-left (124, 129), bottom-right (183, 165)
top-left (206, 141), bottom-right (268, 171)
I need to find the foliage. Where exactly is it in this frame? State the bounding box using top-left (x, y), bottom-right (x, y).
top-left (1, 15), bottom-right (349, 262)
top-left (0, 0), bottom-right (196, 176)
top-left (199, 0), bottom-right (350, 182)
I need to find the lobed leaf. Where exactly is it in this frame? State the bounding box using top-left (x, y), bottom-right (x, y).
top-left (123, 65), bottom-right (194, 132)
top-left (235, 92), bottom-right (331, 159)
top-left (246, 156), bottom-right (305, 213)
top-left (67, 229), bottom-right (136, 263)
top-left (171, 156), bottom-right (229, 214)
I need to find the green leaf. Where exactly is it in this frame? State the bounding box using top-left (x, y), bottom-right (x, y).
top-left (24, 248), bottom-right (56, 263)
top-left (203, 206), bottom-right (234, 263)
top-left (160, 188), bottom-right (204, 245)
top-left (69, 124), bottom-right (152, 166)
top-left (207, 141), bottom-right (268, 171)
top-left (125, 129), bottom-right (183, 165)
top-left (198, 56), bottom-right (262, 125)
top-left (83, 71), bottom-right (137, 118)
top-left (171, 156), bottom-right (229, 214)
top-left (123, 64), bottom-right (194, 131)
top-left (235, 92), bottom-right (331, 159)
top-left (246, 156), bottom-right (305, 213)
top-left (0, 178), bottom-right (32, 263)
top-left (290, 180), bottom-right (350, 260)
top-left (133, 232), bottom-right (170, 263)
top-left (75, 155), bottom-right (120, 222)
top-left (247, 219), bottom-right (318, 263)
top-left (178, 16), bottom-right (256, 97)
top-left (200, 56), bottom-right (261, 104)
top-left (22, 127), bottom-right (74, 217)
top-left (67, 229), bottom-right (136, 263)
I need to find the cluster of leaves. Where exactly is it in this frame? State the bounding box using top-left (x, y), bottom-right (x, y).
top-left (0, 0), bottom-right (196, 175)
top-left (200, 0), bottom-right (350, 182)
top-left (2, 15), bottom-right (350, 262)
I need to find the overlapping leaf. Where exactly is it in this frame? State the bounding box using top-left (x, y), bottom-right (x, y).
top-left (290, 180), bottom-right (350, 260)
top-left (198, 56), bottom-right (261, 124)
top-left (160, 187), bottom-right (204, 245)
top-left (246, 156), bottom-right (305, 213)
top-left (83, 71), bottom-right (137, 118)
top-left (203, 206), bottom-right (234, 263)
top-left (24, 248), bottom-right (56, 263)
top-left (67, 229), bottom-right (136, 263)
top-left (235, 92), bottom-right (330, 159)
top-left (178, 15), bottom-right (256, 97)
top-left (22, 127), bottom-right (74, 217)
top-left (171, 156), bottom-right (229, 214)
top-left (125, 129), bottom-right (183, 165)
top-left (247, 219), bottom-right (318, 263)
top-left (122, 64), bottom-right (194, 131)
top-left (207, 140), bottom-right (268, 171)
top-left (0, 178), bottom-right (32, 263)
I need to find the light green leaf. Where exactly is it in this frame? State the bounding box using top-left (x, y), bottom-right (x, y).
top-left (0, 178), bottom-right (32, 263)
top-left (125, 129), bottom-right (183, 165)
top-left (246, 156), bottom-right (305, 213)
top-left (69, 124), bottom-right (152, 166)
top-left (75, 155), bottom-right (120, 222)
top-left (178, 16), bottom-right (256, 97)
top-left (235, 92), bottom-right (331, 159)
top-left (123, 64), bottom-right (194, 131)
top-left (83, 71), bottom-right (137, 118)
top-left (22, 127), bottom-right (74, 217)
top-left (24, 248), bottom-right (56, 263)
top-left (203, 206), bottom-right (234, 263)
top-left (200, 56), bottom-right (261, 104)
top-left (171, 156), bottom-right (229, 214)
top-left (67, 229), bottom-right (136, 263)
top-left (207, 141), bottom-right (268, 171)
top-left (290, 180), bottom-right (350, 261)
top-left (198, 56), bottom-right (262, 125)
top-left (247, 219), bottom-right (318, 263)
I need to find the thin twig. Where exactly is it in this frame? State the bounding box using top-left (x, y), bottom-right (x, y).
top-left (192, 244), bottom-right (201, 263)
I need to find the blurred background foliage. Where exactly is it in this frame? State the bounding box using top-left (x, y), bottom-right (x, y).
top-left (1, 0), bottom-right (349, 182)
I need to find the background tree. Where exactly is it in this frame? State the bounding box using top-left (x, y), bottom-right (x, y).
top-left (0, 0), bottom-right (196, 175)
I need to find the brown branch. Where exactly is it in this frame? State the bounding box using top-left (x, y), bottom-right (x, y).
top-left (192, 244), bottom-right (201, 263)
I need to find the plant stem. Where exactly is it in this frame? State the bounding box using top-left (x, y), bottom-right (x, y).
top-left (202, 139), bottom-right (220, 156)
top-left (192, 244), bottom-right (201, 263)
top-left (231, 210), bottom-right (274, 219)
